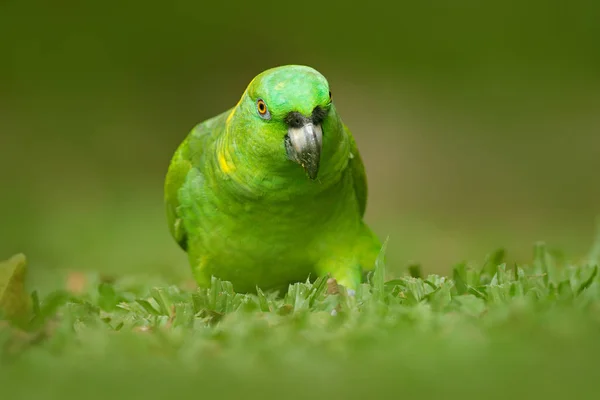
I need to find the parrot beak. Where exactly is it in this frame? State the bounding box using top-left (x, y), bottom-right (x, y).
top-left (285, 122), bottom-right (323, 180)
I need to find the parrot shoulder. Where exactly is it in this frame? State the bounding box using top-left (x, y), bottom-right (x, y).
top-left (164, 109), bottom-right (231, 251)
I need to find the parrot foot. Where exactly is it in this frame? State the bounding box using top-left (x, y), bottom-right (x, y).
top-left (315, 257), bottom-right (362, 292)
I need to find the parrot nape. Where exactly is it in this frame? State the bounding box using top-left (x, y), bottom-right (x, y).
top-left (164, 65), bottom-right (382, 293)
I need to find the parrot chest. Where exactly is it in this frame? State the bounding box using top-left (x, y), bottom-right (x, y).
top-left (211, 176), bottom-right (357, 255)
top-left (182, 169), bottom-right (361, 287)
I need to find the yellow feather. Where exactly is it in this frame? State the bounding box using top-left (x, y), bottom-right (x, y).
top-left (218, 149), bottom-right (236, 174)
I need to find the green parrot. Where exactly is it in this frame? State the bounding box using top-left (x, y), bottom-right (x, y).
top-left (164, 65), bottom-right (381, 293)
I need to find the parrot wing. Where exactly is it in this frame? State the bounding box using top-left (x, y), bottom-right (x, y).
top-left (164, 109), bottom-right (231, 251)
top-left (164, 139), bottom-right (192, 251)
top-left (344, 124), bottom-right (368, 217)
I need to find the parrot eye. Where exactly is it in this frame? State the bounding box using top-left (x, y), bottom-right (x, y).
top-left (257, 99), bottom-right (270, 119)
top-left (329, 91), bottom-right (332, 101)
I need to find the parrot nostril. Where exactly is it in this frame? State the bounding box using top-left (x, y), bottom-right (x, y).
top-left (311, 106), bottom-right (328, 125)
top-left (284, 111), bottom-right (309, 128)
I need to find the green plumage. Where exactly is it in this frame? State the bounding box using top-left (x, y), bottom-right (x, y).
top-left (165, 65), bottom-right (381, 292)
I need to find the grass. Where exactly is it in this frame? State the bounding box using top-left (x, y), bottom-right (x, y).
top-left (2, 234), bottom-right (600, 400)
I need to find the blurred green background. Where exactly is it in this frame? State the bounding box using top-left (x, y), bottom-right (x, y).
top-left (1, 0), bottom-right (599, 289)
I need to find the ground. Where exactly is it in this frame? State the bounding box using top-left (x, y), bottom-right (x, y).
top-left (2, 236), bottom-right (600, 400)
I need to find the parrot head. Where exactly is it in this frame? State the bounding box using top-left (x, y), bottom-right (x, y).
top-left (226, 65), bottom-right (342, 181)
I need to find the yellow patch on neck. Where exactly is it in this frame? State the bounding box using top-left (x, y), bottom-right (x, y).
top-left (226, 92), bottom-right (246, 126)
top-left (218, 149), bottom-right (236, 174)
top-left (226, 107), bottom-right (236, 125)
